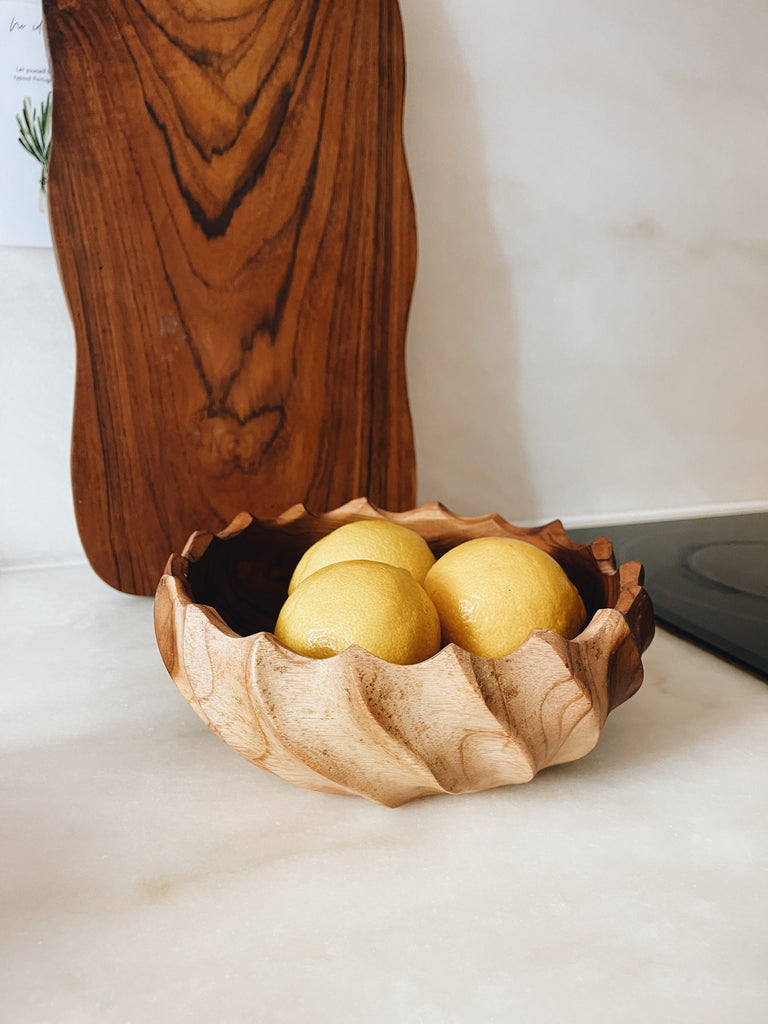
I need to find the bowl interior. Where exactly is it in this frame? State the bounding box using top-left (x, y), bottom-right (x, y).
top-left (183, 510), bottom-right (618, 639)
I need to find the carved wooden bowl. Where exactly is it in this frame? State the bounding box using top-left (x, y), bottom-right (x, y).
top-left (154, 499), bottom-right (654, 806)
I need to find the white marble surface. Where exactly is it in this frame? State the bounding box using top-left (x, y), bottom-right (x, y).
top-left (2, 563), bottom-right (767, 1023)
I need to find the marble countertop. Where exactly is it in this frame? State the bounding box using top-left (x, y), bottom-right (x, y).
top-left (2, 564), bottom-right (767, 1023)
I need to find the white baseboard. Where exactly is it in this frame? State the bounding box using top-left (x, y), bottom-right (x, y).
top-left (0, 557), bottom-right (89, 575)
top-left (2, 500), bottom-right (767, 570)
top-left (559, 499), bottom-right (768, 531)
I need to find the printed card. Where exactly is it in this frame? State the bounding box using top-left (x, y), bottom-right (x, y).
top-left (0, 0), bottom-right (52, 247)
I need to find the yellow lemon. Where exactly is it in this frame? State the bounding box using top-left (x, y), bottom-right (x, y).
top-left (288, 519), bottom-right (436, 594)
top-left (275, 559), bottom-right (441, 664)
top-left (423, 537), bottom-right (587, 657)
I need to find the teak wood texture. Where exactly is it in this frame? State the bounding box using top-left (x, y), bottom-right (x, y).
top-left (154, 500), bottom-right (656, 807)
top-left (43, 0), bottom-right (418, 596)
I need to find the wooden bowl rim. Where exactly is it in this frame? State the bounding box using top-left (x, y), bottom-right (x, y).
top-left (158, 498), bottom-right (654, 674)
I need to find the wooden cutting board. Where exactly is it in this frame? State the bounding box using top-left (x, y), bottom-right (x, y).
top-left (43, 0), bottom-right (417, 596)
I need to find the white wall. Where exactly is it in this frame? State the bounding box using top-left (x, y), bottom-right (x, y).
top-left (2, 0), bottom-right (767, 568)
top-left (1, 244), bottom-right (79, 566)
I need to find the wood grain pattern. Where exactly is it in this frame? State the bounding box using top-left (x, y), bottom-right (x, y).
top-left (43, 0), bottom-right (417, 595)
top-left (154, 500), bottom-right (655, 806)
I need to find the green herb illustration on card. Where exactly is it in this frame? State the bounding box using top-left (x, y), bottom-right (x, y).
top-left (17, 91), bottom-right (52, 211)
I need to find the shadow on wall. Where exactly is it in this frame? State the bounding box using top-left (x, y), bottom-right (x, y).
top-left (401, 0), bottom-right (532, 520)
